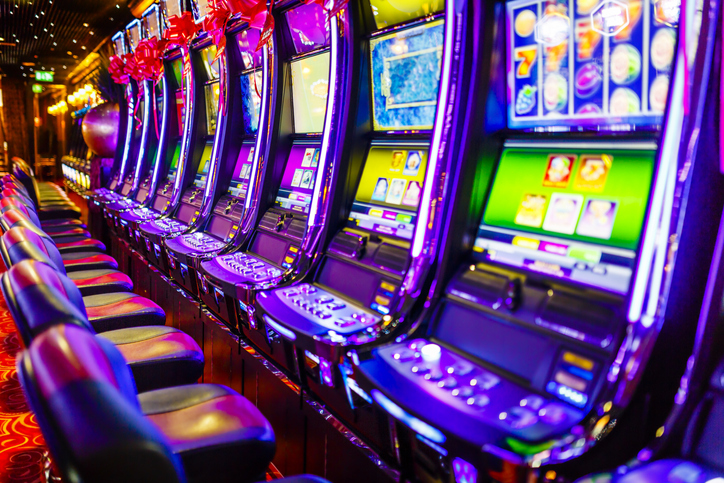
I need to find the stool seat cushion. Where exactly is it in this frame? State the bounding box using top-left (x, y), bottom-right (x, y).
top-left (55, 237), bottom-right (106, 253)
top-left (67, 269), bottom-right (133, 296)
top-left (83, 292), bottom-right (165, 332)
top-left (61, 252), bottom-right (118, 272)
top-left (140, 384), bottom-right (275, 483)
top-left (99, 326), bottom-right (204, 393)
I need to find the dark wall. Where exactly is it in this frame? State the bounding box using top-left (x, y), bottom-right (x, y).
top-left (1, 78), bottom-right (30, 161)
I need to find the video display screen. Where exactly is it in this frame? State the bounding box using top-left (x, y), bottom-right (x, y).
top-left (112, 34), bottom-right (125, 55)
top-left (200, 45), bottom-right (221, 80)
top-left (205, 82), bottom-right (220, 135)
top-left (228, 144), bottom-right (255, 198)
top-left (167, 143), bottom-right (181, 181)
top-left (507, 0), bottom-right (678, 129)
top-left (237, 29), bottom-right (262, 70)
top-left (194, 143), bottom-right (213, 188)
top-left (144, 7), bottom-right (161, 40)
top-left (170, 59), bottom-right (184, 87)
top-left (347, 146), bottom-right (428, 240)
top-left (175, 90), bottom-right (184, 136)
top-left (369, 0), bottom-right (443, 29)
top-left (127, 22), bottom-right (141, 51)
top-left (240, 71), bottom-right (262, 135)
top-left (275, 145), bottom-right (321, 214)
top-left (474, 146), bottom-right (656, 294)
top-left (286, 3), bottom-right (331, 54)
top-left (370, 19), bottom-right (444, 131)
top-left (291, 52), bottom-right (330, 133)
top-left (193, 0), bottom-right (210, 21)
top-left (165, 0), bottom-right (182, 18)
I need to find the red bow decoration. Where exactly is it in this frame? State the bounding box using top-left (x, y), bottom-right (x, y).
top-left (124, 52), bottom-right (146, 83)
top-left (135, 37), bottom-right (168, 82)
top-left (203, 0), bottom-right (231, 61)
top-left (109, 54), bottom-right (131, 84)
top-left (225, 0), bottom-right (273, 51)
top-left (304, 0), bottom-right (348, 18)
top-left (163, 12), bottom-right (200, 49)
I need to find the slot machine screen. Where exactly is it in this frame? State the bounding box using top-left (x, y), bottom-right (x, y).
top-left (175, 90), bottom-right (184, 136)
top-left (474, 146), bottom-right (656, 294)
top-left (228, 145), bottom-right (255, 198)
top-left (145, 8), bottom-right (161, 40)
top-left (369, 0), bottom-right (444, 29)
top-left (507, 0), bottom-right (677, 130)
top-left (194, 0), bottom-right (210, 21)
top-left (370, 19), bottom-right (444, 131)
top-left (200, 45), bottom-right (221, 80)
top-left (347, 146), bottom-right (428, 240)
top-left (290, 52), bottom-right (330, 133)
top-left (286, 3), bottom-right (331, 54)
top-left (113, 34), bottom-right (125, 55)
top-left (274, 145), bottom-right (322, 214)
top-left (167, 144), bottom-right (181, 181)
top-left (165, 0), bottom-right (182, 18)
top-left (205, 82), bottom-right (220, 135)
top-left (240, 71), bottom-right (262, 135)
top-left (127, 22), bottom-right (141, 51)
top-left (237, 29), bottom-right (262, 70)
top-left (170, 59), bottom-right (184, 87)
top-left (194, 146), bottom-right (212, 187)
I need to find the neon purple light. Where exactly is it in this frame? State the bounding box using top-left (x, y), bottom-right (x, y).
top-left (149, 75), bottom-right (170, 202)
top-left (411, 3), bottom-right (455, 258)
top-left (307, 15), bottom-right (337, 225)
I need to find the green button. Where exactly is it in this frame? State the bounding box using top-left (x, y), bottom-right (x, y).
top-left (568, 247), bottom-right (601, 264)
top-left (396, 214), bottom-right (412, 223)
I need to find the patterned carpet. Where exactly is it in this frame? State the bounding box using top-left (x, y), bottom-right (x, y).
top-left (0, 290), bottom-right (49, 483)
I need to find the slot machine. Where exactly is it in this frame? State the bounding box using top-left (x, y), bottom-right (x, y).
top-left (104, 5), bottom-right (171, 237)
top-left (93, 21), bottom-right (144, 205)
top-left (90, 30), bottom-right (134, 201)
top-left (118, 1), bottom-right (186, 251)
top-left (136, 0), bottom-right (220, 272)
top-left (253, 0), bottom-right (474, 460)
top-left (197, 1), bottom-right (355, 345)
top-left (163, 20), bottom-right (268, 295)
top-left (351, 0), bottom-right (724, 480)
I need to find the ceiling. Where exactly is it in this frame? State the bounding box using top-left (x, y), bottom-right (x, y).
top-left (0, 0), bottom-right (135, 83)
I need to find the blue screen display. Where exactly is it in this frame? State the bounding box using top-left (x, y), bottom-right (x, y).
top-left (240, 71), bottom-right (262, 135)
top-left (370, 19), bottom-right (444, 131)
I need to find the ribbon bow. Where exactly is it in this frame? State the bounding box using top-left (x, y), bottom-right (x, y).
top-left (109, 54), bottom-right (131, 84)
top-left (304, 0), bottom-right (348, 18)
top-left (124, 53), bottom-right (146, 83)
top-left (225, 0), bottom-right (273, 51)
top-left (135, 37), bottom-right (168, 82)
top-left (163, 12), bottom-right (200, 49)
top-left (203, 0), bottom-right (231, 61)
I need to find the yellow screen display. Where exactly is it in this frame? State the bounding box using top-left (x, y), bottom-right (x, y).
top-left (369, 0), bottom-right (443, 29)
top-left (290, 52), bottom-right (330, 133)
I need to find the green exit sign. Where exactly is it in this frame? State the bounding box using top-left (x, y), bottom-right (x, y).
top-left (35, 71), bottom-right (53, 82)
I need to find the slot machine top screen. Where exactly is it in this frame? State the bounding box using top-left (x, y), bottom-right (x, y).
top-left (144, 6), bottom-right (161, 40)
top-left (506, 0), bottom-right (679, 130)
top-left (369, 0), bottom-right (443, 29)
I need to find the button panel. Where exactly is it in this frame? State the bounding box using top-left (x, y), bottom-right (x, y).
top-left (180, 232), bottom-right (225, 251)
top-left (130, 207), bottom-right (159, 220)
top-left (153, 218), bottom-right (188, 232)
top-left (276, 284), bottom-right (381, 334)
top-left (378, 339), bottom-right (584, 440)
top-left (217, 252), bottom-right (283, 282)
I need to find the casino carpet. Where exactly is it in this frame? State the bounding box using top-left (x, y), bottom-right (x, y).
top-left (0, 280), bottom-right (49, 483)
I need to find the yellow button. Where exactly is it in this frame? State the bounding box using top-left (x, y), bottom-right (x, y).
top-left (512, 236), bottom-right (539, 250)
top-left (375, 295), bottom-right (391, 306)
top-left (369, 209), bottom-right (383, 218)
top-left (380, 281), bottom-right (396, 292)
top-left (563, 352), bottom-right (594, 371)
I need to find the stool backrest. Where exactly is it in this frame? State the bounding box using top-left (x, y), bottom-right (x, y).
top-left (0, 225), bottom-right (66, 274)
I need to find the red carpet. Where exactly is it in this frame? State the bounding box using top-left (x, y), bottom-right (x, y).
top-left (0, 286), bottom-right (49, 482)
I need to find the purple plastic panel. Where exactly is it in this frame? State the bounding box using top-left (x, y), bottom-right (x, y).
top-left (237, 29), bottom-right (263, 70)
top-left (285, 3), bottom-right (330, 54)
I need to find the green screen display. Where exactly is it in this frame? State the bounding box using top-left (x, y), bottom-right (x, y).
top-left (290, 52), bottom-right (330, 134)
top-left (483, 148), bottom-right (655, 250)
top-left (369, 0), bottom-right (443, 29)
top-left (170, 59), bottom-right (183, 88)
top-left (167, 143), bottom-right (181, 181)
top-left (476, 147), bottom-right (656, 294)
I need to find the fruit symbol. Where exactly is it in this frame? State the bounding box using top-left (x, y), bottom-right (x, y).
top-left (649, 75), bottom-right (669, 113)
top-left (516, 84), bottom-right (538, 115)
top-left (575, 62), bottom-right (603, 98)
top-left (577, 103), bottom-right (602, 114)
top-left (515, 9), bottom-right (537, 37)
top-left (575, 18), bottom-right (602, 61)
top-left (610, 87), bottom-right (640, 114)
top-left (651, 28), bottom-right (676, 71)
top-left (610, 44), bottom-right (641, 84)
top-left (544, 72), bottom-right (568, 112)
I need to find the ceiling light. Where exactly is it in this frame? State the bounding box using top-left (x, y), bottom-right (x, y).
top-left (0, 38), bottom-right (3, 42)
top-left (63, 65), bottom-right (66, 69)
top-left (43, 28), bottom-right (47, 32)
top-left (34, 35), bottom-right (38, 39)
top-left (81, 46), bottom-right (86, 50)
top-left (53, 42), bottom-right (56, 46)
top-left (67, 51), bottom-right (72, 55)
top-left (116, 4), bottom-right (120, 7)
top-left (83, 23), bottom-right (89, 27)
top-left (50, 22), bottom-right (54, 26)
top-left (72, 39), bottom-right (76, 43)
top-left (89, 31), bottom-right (95, 35)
